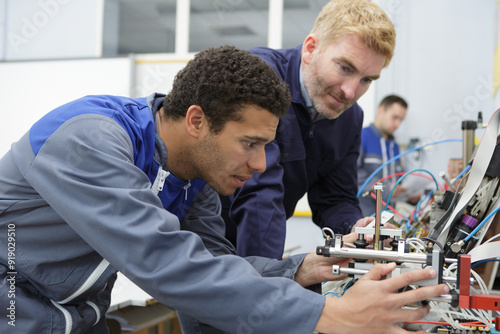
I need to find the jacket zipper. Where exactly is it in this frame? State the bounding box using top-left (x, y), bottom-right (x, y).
top-left (51, 300), bottom-right (72, 334)
top-left (183, 181), bottom-right (191, 200)
top-left (51, 259), bottom-right (110, 332)
top-left (309, 112), bottom-right (320, 138)
top-left (86, 301), bottom-right (101, 325)
top-left (58, 259), bottom-right (110, 304)
top-left (151, 168), bottom-right (170, 195)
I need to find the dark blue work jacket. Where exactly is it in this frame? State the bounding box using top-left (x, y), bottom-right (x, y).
top-left (222, 45), bottom-right (364, 259)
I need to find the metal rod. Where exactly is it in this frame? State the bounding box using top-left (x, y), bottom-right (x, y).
top-left (327, 246), bottom-right (428, 263)
top-left (374, 182), bottom-right (383, 251)
top-left (462, 120), bottom-right (477, 169)
top-left (333, 266), bottom-right (473, 285)
top-left (426, 294), bottom-right (454, 303)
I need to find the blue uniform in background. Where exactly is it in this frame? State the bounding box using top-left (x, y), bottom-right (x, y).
top-left (357, 123), bottom-right (403, 216)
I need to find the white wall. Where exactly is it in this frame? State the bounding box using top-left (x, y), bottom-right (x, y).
top-left (0, 58), bottom-right (131, 156)
top-left (132, 54), bottom-right (190, 98)
top-left (0, 0), bottom-right (6, 59)
top-left (4, 0), bottom-right (104, 60)
top-left (376, 0), bottom-right (498, 177)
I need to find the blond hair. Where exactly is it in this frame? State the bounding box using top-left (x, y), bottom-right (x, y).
top-left (311, 0), bottom-right (396, 67)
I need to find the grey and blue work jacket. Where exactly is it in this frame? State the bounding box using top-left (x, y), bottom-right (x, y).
top-left (0, 93), bottom-right (324, 333)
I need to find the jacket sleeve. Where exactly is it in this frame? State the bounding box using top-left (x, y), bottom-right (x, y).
top-left (308, 112), bottom-right (364, 235)
top-left (181, 182), bottom-right (309, 279)
top-left (17, 115), bottom-right (324, 334)
top-left (180, 184), bottom-right (237, 256)
top-left (357, 141), bottom-right (369, 191)
top-left (357, 136), bottom-right (378, 217)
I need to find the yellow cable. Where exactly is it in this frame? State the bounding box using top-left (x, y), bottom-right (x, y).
top-left (293, 211), bottom-right (312, 217)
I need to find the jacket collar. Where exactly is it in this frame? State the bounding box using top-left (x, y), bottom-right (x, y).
top-left (369, 123), bottom-right (395, 141)
top-left (147, 93), bottom-right (168, 168)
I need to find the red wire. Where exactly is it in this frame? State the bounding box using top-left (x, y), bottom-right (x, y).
top-left (369, 171), bottom-right (440, 223)
top-left (409, 208), bottom-right (417, 223)
top-left (403, 321), bottom-right (448, 329)
top-left (369, 192), bottom-right (406, 219)
top-left (460, 320), bottom-right (492, 326)
top-left (403, 320), bottom-right (489, 329)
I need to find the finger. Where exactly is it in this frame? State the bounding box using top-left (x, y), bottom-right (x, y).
top-left (322, 256), bottom-right (351, 266)
top-left (360, 262), bottom-right (397, 281)
top-left (364, 216), bottom-right (375, 225)
top-left (352, 216), bottom-right (374, 230)
top-left (396, 284), bottom-right (449, 308)
top-left (342, 232), bottom-right (358, 244)
top-left (391, 304), bottom-right (431, 325)
top-left (383, 222), bottom-right (397, 229)
top-left (380, 268), bottom-right (438, 291)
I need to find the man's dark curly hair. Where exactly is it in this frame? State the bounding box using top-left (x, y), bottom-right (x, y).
top-left (162, 45), bottom-right (291, 134)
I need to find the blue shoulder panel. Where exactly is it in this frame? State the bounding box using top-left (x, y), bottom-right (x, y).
top-left (29, 95), bottom-right (155, 168)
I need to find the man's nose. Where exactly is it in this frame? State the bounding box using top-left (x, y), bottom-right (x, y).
top-left (248, 147), bottom-right (267, 173)
top-left (340, 77), bottom-right (359, 100)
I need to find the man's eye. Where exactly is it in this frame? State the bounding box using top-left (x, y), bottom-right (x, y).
top-left (362, 77), bottom-right (372, 84)
top-left (246, 142), bottom-right (256, 148)
top-left (338, 63), bottom-right (354, 74)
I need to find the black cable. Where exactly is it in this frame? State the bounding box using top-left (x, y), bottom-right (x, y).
top-left (420, 237), bottom-right (443, 250)
top-left (427, 173), bottom-right (469, 242)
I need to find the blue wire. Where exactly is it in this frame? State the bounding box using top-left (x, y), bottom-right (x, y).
top-left (405, 219), bottom-right (412, 233)
top-left (454, 164), bottom-right (471, 180)
top-left (414, 190), bottom-right (434, 218)
top-left (357, 138), bottom-right (462, 198)
top-left (471, 258), bottom-right (500, 268)
top-left (412, 209), bottom-right (419, 222)
top-left (343, 278), bottom-right (355, 294)
top-left (383, 169), bottom-right (440, 211)
top-left (464, 205), bottom-right (500, 242)
top-left (324, 291), bottom-right (341, 298)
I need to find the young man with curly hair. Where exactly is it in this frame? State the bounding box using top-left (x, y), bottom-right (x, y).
top-left (0, 45), bottom-right (447, 334)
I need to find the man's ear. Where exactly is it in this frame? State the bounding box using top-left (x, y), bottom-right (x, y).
top-left (185, 105), bottom-right (207, 138)
top-left (301, 34), bottom-right (319, 65)
top-left (377, 105), bottom-right (385, 116)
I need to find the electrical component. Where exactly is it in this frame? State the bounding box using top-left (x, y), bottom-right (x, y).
top-left (323, 109), bottom-right (500, 331)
